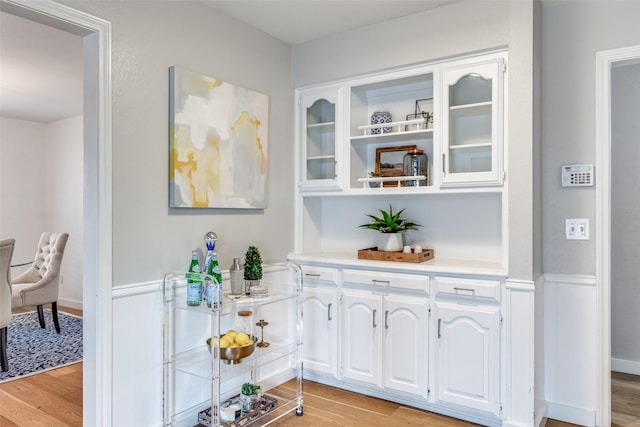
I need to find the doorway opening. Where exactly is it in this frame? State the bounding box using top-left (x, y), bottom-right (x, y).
top-left (595, 44), bottom-right (640, 427)
top-left (0, 0), bottom-right (112, 424)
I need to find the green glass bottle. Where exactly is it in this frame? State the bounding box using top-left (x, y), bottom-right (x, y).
top-left (186, 250), bottom-right (202, 306)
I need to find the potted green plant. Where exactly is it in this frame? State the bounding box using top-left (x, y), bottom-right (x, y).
top-left (243, 245), bottom-right (263, 289)
top-left (359, 205), bottom-right (420, 251)
top-left (240, 382), bottom-right (262, 412)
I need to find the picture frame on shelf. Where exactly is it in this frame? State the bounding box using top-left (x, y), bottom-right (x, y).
top-left (375, 145), bottom-right (416, 187)
top-left (415, 97), bottom-right (434, 129)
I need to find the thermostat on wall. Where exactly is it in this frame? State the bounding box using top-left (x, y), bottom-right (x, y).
top-left (561, 164), bottom-right (594, 187)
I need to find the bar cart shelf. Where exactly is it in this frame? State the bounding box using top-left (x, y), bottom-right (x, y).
top-left (163, 262), bottom-right (304, 426)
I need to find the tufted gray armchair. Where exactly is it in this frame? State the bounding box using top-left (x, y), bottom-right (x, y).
top-left (1, 238), bottom-right (15, 371)
top-left (11, 232), bottom-right (69, 334)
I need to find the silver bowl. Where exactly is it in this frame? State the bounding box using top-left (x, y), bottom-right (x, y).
top-left (207, 334), bottom-right (257, 364)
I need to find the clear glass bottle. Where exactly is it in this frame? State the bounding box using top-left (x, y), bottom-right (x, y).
top-left (229, 258), bottom-right (244, 295)
top-left (207, 250), bottom-right (222, 307)
top-left (186, 250), bottom-right (202, 306)
top-left (402, 148), bottom-right (429, 187)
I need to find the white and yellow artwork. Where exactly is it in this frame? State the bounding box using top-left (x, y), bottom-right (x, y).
top-left (169, 66), bottom-right (268, 208)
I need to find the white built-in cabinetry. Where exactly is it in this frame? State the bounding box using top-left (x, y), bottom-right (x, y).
top-left (292, 50), bottom-right (508, 426)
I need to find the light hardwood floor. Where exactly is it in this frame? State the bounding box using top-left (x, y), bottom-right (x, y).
top-left (1, 306), bottom-right (637, 426)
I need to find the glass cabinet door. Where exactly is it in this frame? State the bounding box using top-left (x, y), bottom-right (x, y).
top-left (299, 87), bottom-right (342, 190)
top-left (441, 60), bottom-right (504, 186)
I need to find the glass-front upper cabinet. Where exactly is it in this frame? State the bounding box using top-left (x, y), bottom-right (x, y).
top-left (441, 58), bottom-right (505, 186)
top-left (298, 86), bottom-right (343, 190)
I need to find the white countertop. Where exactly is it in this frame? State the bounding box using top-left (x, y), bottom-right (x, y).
top-left (287, 251), bottom-right (507, 278)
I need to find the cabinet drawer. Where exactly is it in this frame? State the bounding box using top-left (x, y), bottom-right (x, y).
top-left (301, 265), bottom-right (338, 285)
top-left (342, 269), bottom-right (429, 292)
top-left (434, 276), bottom-right (500, 301)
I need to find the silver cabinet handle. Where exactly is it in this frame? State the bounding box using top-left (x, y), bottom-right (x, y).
top-left (438, 319), bottom-right (442, 339)
top-left (453, 287), bottom-right (474, 293)
top-left (327, 303), bottom-right (332, 321)
top-left (385, 310), bottom-right (389, 329)
top-left (371, 279), bottom-right (390, 286)
top-left (373, 309), bottom-right (377, 328)
top-left (442, 153), bottom-right (446, 173)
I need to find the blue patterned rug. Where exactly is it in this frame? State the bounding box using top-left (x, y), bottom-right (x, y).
top-left (0, 310), bottom-right (83, 382)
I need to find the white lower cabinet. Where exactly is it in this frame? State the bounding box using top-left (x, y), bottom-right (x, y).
top-left (341, 288), bottom-right (429, 398)
top-left (301, 266), bottom-right (339, 378)
top-left (293, 259), bottom-right (505, 425)
top-left (302, 286), bottom-right (338, 377)
top-left (432, 276), bottom-right (501, 417)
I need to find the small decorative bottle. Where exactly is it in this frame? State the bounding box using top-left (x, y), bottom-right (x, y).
top-left (186, 250), bottom-right (202, 306)
top-left (229, 258), bottom-right (244, 295)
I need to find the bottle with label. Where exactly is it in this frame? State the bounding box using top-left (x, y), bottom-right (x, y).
top-left (206, 250), bottom-right (222, 305)
top-left (229, 258), bottom-right (244, 295)
top-left (186, 250), bottom-right (202, 306)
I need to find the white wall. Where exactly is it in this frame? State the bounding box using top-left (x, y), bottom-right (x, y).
top-left (611, 61), bottom-right (640, 373)
top-left (0, 117), bottom-right (47, 266)
top-left (542, 2), bottom-right (640, 424)
top-left (45, 115), bottom-right (83, 307)
top-left (61, 0), bottom-right (294, 287)
top-left (542, 1), bottom-right (640, 275)
top-left (0, 115), bottom-right (83, 307)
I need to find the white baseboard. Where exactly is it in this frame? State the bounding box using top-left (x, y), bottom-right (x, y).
top-left (611, 357), bottom-right (640, 375)
top-left (58, 297), bottom-right (82, 310)
top-left (546, 402), bottom-right (595, 427)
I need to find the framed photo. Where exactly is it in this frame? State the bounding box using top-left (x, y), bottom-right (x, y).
top-left (375, 145), bottom-right (416, 187)
top-left (415, 97), bottom-right (434, 129)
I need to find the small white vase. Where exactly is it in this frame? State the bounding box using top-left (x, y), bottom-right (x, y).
top-left (377, 232), bottom-right (403, 252)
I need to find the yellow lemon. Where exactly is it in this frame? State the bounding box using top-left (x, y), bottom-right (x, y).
top-left (229, 343), bottom-right (240, 348)
top-left (235, 332), bottom-right (250, 345)
top-left (225, 330), bottom-right (237, 339)
top-left (219, 337), bottom-right (230, 348)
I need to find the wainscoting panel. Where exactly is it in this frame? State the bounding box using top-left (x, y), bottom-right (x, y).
top-left (112, 280), bottom-right (164, 427)
top-left (543, 274), bottom-right (597, 427)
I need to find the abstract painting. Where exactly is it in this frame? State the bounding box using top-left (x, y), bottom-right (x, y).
top-left (169, 66), bottom-right (268, 208)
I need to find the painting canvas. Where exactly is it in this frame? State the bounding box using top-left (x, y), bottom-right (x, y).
top-left (169, 66), bottom-right (268, 208)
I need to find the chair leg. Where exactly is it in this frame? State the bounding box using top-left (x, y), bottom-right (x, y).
top-left (51, 302), bottom-right (61, 334)
top-left (37, 305), bottom-right (46, 329)
top-left (0, 327), bottom-right (8, 372)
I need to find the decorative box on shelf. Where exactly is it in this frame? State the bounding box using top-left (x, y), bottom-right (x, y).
top-left (357, 247), bottom-right (434, 263)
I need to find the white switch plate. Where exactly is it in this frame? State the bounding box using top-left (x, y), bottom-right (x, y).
top-left (565, 218), bottom-right (590, 240)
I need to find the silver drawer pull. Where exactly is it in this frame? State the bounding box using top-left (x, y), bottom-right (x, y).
top-left (371, 279), bottom-right (390, 285)
top-left (453, 287), bottom-right (475, 293)
top-left (327, 303), bottom-right (332, 321)
top-left (438, 319), bottom-right (442, 338)
top-left (372, 309), bottom-right (377, 328)
top-left (304, 273), bottom-right (320, 278)
top-left (385, 310), bottom-right (389, 329)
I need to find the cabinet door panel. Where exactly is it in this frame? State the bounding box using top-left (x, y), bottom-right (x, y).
top-left (302, 287), bottom-right (338, 376)
top-left (383, 296), bottom-right (428, 396)
top-left (434, 302), bottom-right (500, 415)
top-left (341, 290), bottom-right (382, 385)
top-left (441, 59), bottom-right (504, 186)
top-left (299, 87), bottom-right (343, 190)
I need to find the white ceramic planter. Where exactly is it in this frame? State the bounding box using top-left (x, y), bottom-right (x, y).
top-left (377, 232), bottom-right (403, 252)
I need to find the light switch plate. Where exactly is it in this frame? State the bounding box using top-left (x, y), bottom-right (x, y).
top-left (565, 218), bottom-right (590, 240)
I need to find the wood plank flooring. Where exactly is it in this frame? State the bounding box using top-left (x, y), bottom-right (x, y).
top-left (0, 306), bottom-right (637, 426)
top-left (0, 306), bottom-right (83, 427)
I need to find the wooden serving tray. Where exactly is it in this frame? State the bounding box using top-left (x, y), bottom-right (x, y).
top-left (357, 247), bottom-right (434, 263)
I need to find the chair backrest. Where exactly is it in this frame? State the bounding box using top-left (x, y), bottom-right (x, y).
top-left (30, 232), bottom-right (69, 280)
top-left (0, 238), bottom-right (15, 329)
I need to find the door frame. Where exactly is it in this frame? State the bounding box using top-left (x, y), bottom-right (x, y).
top-left (0, 0), bottom-right (113, 424)
top-left (595, 44), bottom-right (640, 427)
